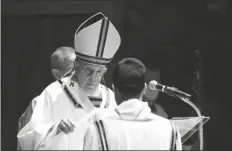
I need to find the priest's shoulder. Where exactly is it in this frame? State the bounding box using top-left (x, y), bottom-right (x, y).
top-left (43, 77), bottom-right (69, 94)
top-left (93, 108), bottom-right (118, 120)
top-left (148, 112), bottom-right (171, 125)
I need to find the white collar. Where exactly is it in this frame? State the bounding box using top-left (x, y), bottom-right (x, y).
top-left (115, 99), bottom-right (151, 120)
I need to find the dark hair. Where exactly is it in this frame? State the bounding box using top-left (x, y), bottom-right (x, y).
top-left (112, 58), bottom-right (146, 97)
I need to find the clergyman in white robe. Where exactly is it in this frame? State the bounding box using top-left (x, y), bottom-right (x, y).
top-left (83, 99), bottom-right (182, 150)
top-left (17, 76), bottom-right (116, 150)
top-left (17, 11), bottom-right (121, 150)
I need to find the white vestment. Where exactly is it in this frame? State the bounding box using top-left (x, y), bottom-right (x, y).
top-left (84, 99), bottom-right (182, 150)
top-left (18, 96), bottom-right (39, 132)
top-left (17, 76), bottom-right (117, 150)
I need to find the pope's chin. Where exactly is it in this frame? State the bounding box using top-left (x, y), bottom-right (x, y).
top-left (83, 84), bottom-right (98, 94)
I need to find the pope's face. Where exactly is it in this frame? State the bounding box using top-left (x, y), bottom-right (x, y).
top-left (76, 63), bottom-right (107, 94)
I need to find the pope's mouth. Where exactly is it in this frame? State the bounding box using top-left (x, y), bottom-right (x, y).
top-left (85, 83), bottom-right (97, 89)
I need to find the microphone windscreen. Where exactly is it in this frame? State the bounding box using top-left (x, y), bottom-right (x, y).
top-left (148, 80), bottom-right (158, 90)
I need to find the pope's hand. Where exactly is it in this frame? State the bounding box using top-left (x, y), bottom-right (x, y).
top-left (57, 118), bottom-right (76, 134)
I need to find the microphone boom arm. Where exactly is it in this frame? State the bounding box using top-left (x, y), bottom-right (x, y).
top-left (178, 96), bottom-right (204, 150)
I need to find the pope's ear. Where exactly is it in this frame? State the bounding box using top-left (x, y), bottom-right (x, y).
top-left (103, 67), bottom-right (107, 74)
top-left (52, 69), bottom-right (61, 79)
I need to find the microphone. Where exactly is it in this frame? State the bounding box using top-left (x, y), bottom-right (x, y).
top-left (148, 80), bottom-right (191, 99)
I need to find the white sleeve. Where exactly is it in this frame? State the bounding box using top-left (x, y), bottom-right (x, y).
top-left (175, 128), bottom-right (182, 150)
top-left (18, 95), bottom-right (40, 133)
top-left (171, 121), bottom-right (182, 150)
top-left (17, 90), bottom-right (57, 150)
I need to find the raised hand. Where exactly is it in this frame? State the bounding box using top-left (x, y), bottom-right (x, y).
top-left (57, 118), bottom-right (76, 134)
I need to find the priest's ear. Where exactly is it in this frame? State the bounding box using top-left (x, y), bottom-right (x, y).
top-left (52, 68), bottom-right (62, 80)
top-left (141, 83), bottom-right (147, 96)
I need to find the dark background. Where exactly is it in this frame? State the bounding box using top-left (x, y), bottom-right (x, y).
top-left (1, 0), bottom-right (231, 150)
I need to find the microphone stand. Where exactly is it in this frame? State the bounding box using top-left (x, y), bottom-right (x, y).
top-left (178, 96), bottom-right (204, 150)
